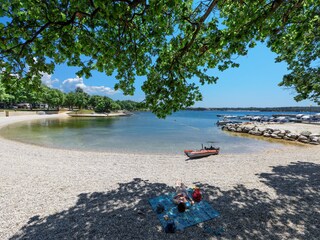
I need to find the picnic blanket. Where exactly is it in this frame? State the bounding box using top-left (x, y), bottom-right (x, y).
top-left (149, 191), bottom-right (219, 231)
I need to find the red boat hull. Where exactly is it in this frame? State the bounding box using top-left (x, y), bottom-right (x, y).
top-left (184, 149), bottom-right (219, 159)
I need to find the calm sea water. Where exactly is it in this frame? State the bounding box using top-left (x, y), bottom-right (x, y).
top-left (0, 110), bottom-right (300, 154)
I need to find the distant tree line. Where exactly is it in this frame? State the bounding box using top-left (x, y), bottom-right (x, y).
top-left (187, 107), bottom-right (320, 113)
top-left (0, 77), bottom-right (145, 112)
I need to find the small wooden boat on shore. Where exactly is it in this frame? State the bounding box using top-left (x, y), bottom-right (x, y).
top-left (184, 146), bottom-right (220, 159)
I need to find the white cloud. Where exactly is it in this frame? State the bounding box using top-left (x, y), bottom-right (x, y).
top-left (61, 76), bottom-right (117, 95)
top-left (41, 72), bottom-right (59, 87)
top-left (40, 73), bottom-right (117, 95)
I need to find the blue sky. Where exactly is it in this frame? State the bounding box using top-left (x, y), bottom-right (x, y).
top-left (195, 43), bottom-right (314, 108)
top-left (45, 42), bottom-right (314, 108)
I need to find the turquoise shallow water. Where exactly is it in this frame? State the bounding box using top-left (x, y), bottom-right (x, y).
top-left (0, 110), bottom-right (298, 154)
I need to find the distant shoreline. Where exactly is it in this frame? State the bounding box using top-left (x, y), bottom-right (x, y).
top-left (187, 106), bottom-right (320, 112)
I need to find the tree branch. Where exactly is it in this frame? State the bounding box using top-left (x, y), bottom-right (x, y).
top-left (180, 0), bottom-right (218, 54)
top-left (2, 6), bottom-right (101, 57)
top-left (169, 0), bottom-right (218, 70)
top-left (18, 22), bottom-right (52, 56)
top-left (113, 0), bottom-right (145, 9)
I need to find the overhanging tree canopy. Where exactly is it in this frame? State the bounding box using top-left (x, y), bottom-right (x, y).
top-left (0, 0), bottom-right (319, 117)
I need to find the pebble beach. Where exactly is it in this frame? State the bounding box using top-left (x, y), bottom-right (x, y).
top-left (1, 114), bottom-right (320, 239)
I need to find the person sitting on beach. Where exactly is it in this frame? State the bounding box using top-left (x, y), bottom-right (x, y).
top-left (173, 180), bottom-right (194, 212)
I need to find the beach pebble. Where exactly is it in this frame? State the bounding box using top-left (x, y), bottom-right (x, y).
top-left (236, 127), bottom-right (243, 132)
top-left (286, 133), bottom-right (298, 140)
top-left (298, 135), bottom-right (308, 141)
top-left (309, 136), bottom-right (319, 142)
top-left (271, 134), bottom-right (282, 139)
top-left (310, 133), bottom-right (320, 138)
top-left (300, 131), bottom-right (312, 137)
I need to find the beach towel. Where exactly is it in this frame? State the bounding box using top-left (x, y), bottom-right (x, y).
top-left (149, 192), bottom-right (219, 232)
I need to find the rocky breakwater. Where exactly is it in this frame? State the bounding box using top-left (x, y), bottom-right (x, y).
top-left (221, 123), bottom-right (320, 145)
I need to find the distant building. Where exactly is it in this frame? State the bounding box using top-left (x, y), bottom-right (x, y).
top-left (17, 103), bottom-right (31, 109)
top-left (39, 103), bottom-right (48, 109)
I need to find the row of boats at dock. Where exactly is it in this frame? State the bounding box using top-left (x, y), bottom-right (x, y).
top-left (216, 113), bottom-right (320, 126)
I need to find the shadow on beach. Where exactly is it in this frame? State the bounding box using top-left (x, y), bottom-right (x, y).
top-left (10, 162), bottom-right (320, 239)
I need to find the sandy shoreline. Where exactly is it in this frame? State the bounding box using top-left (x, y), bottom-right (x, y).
top-left (1, 114), bottom-right (320, 239)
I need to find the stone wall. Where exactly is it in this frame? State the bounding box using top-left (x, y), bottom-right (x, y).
top-left (221, 123), bottom-right (320, 145)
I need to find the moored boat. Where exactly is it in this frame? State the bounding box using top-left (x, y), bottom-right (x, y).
top-left (216, 120), bottom-right (242, 126)
top-left (184, 146), bottom-right (220, 159)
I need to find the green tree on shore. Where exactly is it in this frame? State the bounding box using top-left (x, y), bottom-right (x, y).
top-left (74, 87), bottom-right (89, 110)
top-left (65, 92), bottom-right (76, 110)
top-left (88, 95), bottom-right (102, 110)
top-left (0, 77), bottom-right (11, 102)
top-left (89, 95), bottom-right (109, 113)
top-left (0, 73), bottom-right (43, 108)
top-left (42, 87), bottom-right (65, 110)
top-left (0, 1), bottom-right (319, 117)
top-left (117, 100), bottom-right (143, 111)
